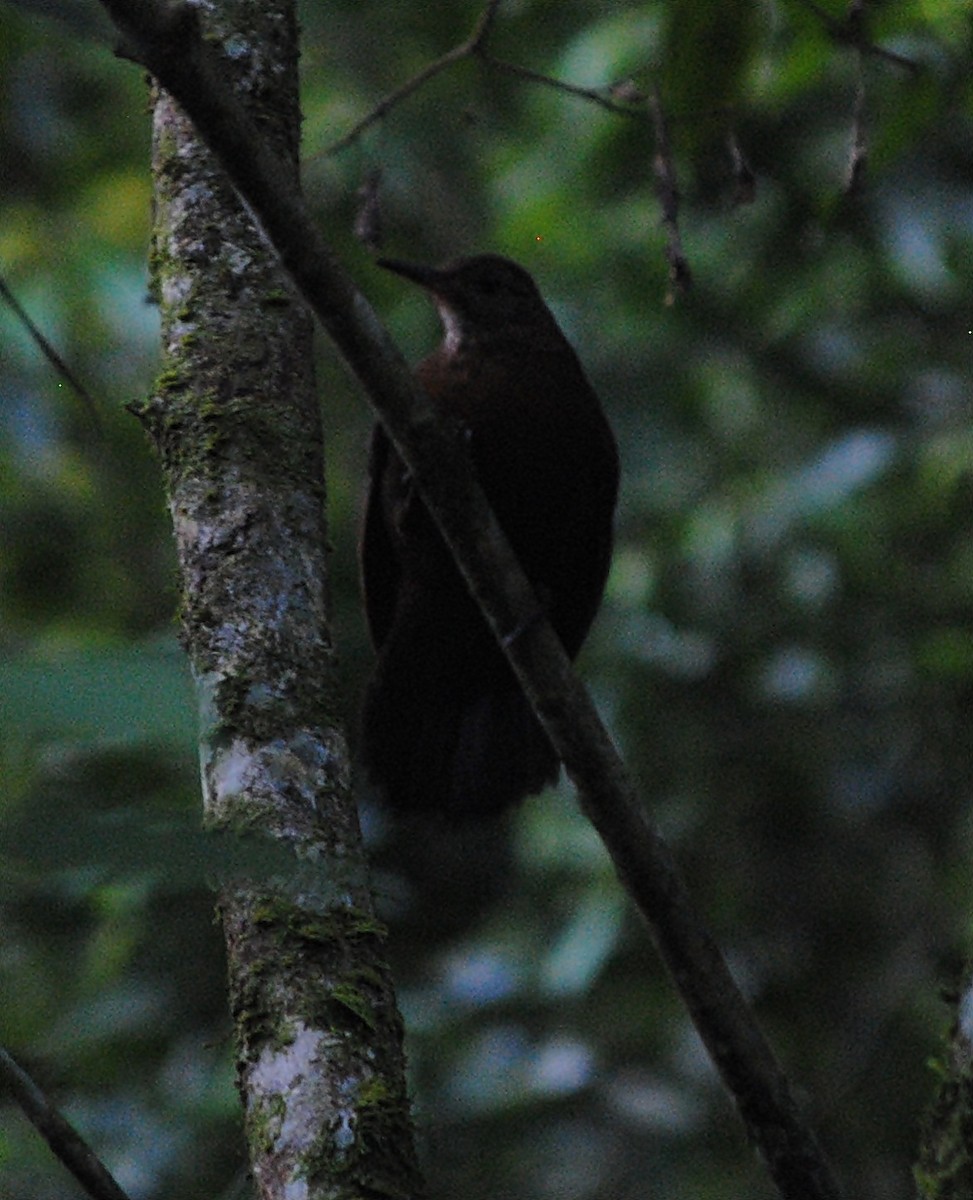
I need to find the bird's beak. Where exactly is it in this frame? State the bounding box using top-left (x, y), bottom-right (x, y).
top-left (377, 258), bottom-right (445, 291)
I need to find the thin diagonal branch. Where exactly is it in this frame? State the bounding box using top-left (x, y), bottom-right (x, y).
top-left (482, 54), bottom-right (642, 117)
top-left (322, 40), bottom-right (472, 156)
top-left (319, 0), bottom-right (639, 156)
top-left (321, 0), bottom-right (502, 156)
top-left (0, 269), bottom-right (102, 432)
top-left (467, 0), bottom-right (503, 45)
top-left (0, 1046), bottom-right (132, 1200)
top-left (793, 0), bottom-right (921, 73)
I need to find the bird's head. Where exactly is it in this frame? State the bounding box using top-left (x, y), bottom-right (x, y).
top-left (379, 253), bottom-right (560, 351)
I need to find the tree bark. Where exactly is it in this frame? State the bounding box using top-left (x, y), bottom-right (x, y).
top-left (916, 970), bottom-right (973, 1199)
top-left (138, 2), bottom-right (421, 1196)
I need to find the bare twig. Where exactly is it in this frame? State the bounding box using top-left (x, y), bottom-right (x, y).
top-left (793, 0), bottom-right (921, 73)
top-left (0, 1046), bottom-right (132, 1200)
top-left (320, 0), bottom-right (639, 155)
top-left (321, 0), bottom-right (502, 155)
top-left (649, 88), bottom-right (692, 302)
top-left (467, 0), bottom-right (503, 45)
top-left (482, 54), bottom-right (642, 117)
top-left (0, 269), bottom-right (102, 432)
top-left (322, 41), bottom-right (473, 156)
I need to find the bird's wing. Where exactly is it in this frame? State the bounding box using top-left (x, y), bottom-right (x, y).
top-left (359, 423), bottom-right (403, 649)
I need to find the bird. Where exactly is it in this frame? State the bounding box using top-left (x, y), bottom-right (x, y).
top-left (358, 253), bottom-right (618, 818)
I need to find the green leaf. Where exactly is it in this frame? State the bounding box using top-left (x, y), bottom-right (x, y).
top-left (0, 641), bottom-right (196, 749)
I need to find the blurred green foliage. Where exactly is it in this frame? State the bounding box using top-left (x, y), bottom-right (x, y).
top-left (1, 0), bottom-right (972, 1197)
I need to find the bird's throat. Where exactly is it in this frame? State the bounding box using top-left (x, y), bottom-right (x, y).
top-left (434, 300), bottom-right (468, 356)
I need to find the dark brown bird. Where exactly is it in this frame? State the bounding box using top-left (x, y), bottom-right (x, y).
top-left (359, 254), bottom-right (618, 818)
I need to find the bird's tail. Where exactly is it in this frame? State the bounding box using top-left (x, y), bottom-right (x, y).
top-left (359, 609), bottom-right (559, 818)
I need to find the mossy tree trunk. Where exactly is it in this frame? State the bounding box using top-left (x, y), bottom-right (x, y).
top-left (916, 969), bottom-right (973, 1200)
top-left (137, 2), bottom-right (421, 1195)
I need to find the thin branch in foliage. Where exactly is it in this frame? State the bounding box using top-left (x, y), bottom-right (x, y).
top-left (322, 41), bottom-right (474, 156)
top-left (319, 0), bottom-right (640, 156)
top-left (0, 1046), bottom-right (133, 1200)
top-left (317, 0), bottom-right (678, 294)
top-left (650, 88), bottom-right (692, 302)
top-left (793, 0), bottom-right (922, 74)
top-left (482, 54), bottom-right (644, 117)
top-left (94, 5), bottom-right (844, 1198)
top-left (0, 269), bottom-right (102, 433)
top-left (321, 0), bottom-right (501, 156)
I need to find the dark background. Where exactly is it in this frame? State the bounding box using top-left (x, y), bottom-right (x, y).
top-left (1, 1), bottom-right (971, 1196)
